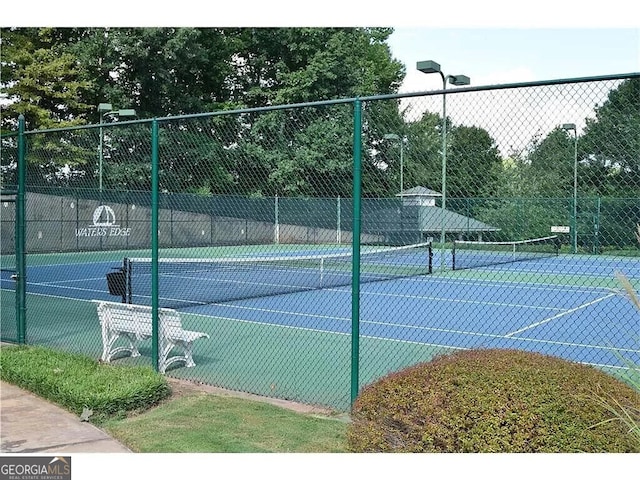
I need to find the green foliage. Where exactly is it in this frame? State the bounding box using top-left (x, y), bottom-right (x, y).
top-left (581, 78), bottom-right (640, 194)
top-left (447, 125), bottom-right (502, 198)
top-left (1, 28), bottom-right (92, 130)
top-left (0, 345), bottom-right (171, 424)
top-left (1, 27), bottom-right (404, 196)
top-left (347, 349), bottom-right (640, 452)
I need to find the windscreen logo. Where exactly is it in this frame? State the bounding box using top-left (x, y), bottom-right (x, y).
top-left (0, 456), bottom-right (71, 480)
top-left (76, 205), bottom-right (131, 237)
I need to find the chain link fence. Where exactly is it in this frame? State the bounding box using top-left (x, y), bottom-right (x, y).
top-left (1, 73), bottom-right (639, 411)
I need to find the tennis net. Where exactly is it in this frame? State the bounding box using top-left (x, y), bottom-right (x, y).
top-left (123, 242), bottom-right (432, 308)
top-left (452, 236), bottom-right (559, 271)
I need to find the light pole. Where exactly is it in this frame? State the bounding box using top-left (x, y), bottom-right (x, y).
top-left (97, 103), bottom-right (136, 191)
top-left (562, 123), bottom-right (578, 254)
top-left (384, 133), bottom-right (404, 194)
top-left (417, 60), bottom-right (470, 266)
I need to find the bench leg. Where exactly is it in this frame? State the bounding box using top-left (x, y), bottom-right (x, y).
top-left (158, 338), bottom-right (173, 374)
top-left (102, 329), bottom-right (141, 363)
top-left (180, 342), bottom-right (196, 368)
top-left (101, 324), bottom-right (111, 362)
top-left (158, 340), bottom-right (197, 373)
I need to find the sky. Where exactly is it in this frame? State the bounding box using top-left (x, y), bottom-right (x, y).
top-left (387, 28), bottom-right (639, 93)
top-left (384, 27), bottom-right (639, 155)
top-left (4, 1), bottom-right (638, 96)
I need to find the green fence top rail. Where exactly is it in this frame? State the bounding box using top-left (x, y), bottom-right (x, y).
top-left (13, 71), bottom-right (640, 136)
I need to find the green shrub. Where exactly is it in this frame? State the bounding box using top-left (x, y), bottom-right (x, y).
top-left (0, 345), bottom-right (171, 423)
top-left (347, 349), bottom-right (640, 452)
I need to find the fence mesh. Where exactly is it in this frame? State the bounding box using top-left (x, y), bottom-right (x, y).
top-left (1, 74), bottom-right (638, 411)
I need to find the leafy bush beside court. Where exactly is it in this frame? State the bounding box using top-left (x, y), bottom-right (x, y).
top-left (0, 345), bottom-right (171, 423)
top-left (347, 349), bottom-right (640, 453)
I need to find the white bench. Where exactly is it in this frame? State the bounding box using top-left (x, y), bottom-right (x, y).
top-left (92, 300), bottom-right (209, 374)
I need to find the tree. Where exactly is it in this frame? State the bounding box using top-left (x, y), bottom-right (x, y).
top-left (0, 28), bottom-right (92, 130)
top-left (524, 127), bottom-right (576, 197)
top-left (226, 28), bottom-right (403, 107)
top-left (104, 28), bottom-right (237, 118)
top-left (401, 111), bottom-right (443, 194)
top-left (447, 125), bottom-right (502, 199)
top-left (580, 78), bottom-right (640, 196)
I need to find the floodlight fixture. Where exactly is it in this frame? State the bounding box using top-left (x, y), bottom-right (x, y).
top-left (117, 109), bottom-right (137, 117)
top-left (97, 103), bottom-right (113, 113)
top-left (449, 75), bottom-right (470, 86)
top-left (417, 60), bottom-right (471, 264)
top-left (416, 60), bottom-right (441, 74)
top-left (97, 103), bottom-right (137, 192)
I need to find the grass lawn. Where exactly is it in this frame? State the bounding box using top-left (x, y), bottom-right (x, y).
top-left (102, 378), bottom-right (349, 453)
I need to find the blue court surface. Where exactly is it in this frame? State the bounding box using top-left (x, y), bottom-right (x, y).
top-left (2, 249), bottom-right (639, 372)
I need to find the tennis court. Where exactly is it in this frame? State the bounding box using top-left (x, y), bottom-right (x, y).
top-left (2, 240), bottom-right (638, 410)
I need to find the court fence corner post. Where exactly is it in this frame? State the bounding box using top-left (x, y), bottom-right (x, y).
top-left (16, 114), bottom-right (27, 344)
top-left (151, 118), bottom-right (160, 372)
top-left (351, 98), bottom-right (362, 407)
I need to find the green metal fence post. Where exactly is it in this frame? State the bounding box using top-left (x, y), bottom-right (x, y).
top-left (151, 119), bottom-right (160, 371)
top-left (16, 115), bottom-right (27, 344)
top-left (274, 195), bottom-right (279, 244)
top-left (350, 99), bottom-right (362, 407)
top-left (337, 196), bottom-right (341, 245)
top-left (594, 196), bottom-right (601, 254)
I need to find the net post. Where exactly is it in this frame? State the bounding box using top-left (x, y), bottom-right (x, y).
top-left (123, 257), bottom-right (132, 304)
top-left (452, 240), bottom-right (457, 271)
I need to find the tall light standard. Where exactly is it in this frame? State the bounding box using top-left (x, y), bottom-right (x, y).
top-left (384, 133), bottom-right (404, 194)
top-left (562, 123), bottom-right (578, 254)
top-left (417, 60), bottom-right (470, 267)
top-left (97, 103), bottom-right (136, 191)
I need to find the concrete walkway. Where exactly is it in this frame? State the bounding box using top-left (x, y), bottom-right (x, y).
top-left (0, 381), bottom-right (131, 453)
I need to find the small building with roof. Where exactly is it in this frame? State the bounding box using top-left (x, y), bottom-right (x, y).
top-left (379, 186), bottom-right (500, 243)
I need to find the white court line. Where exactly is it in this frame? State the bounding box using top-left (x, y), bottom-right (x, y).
top-left (191, 302), bottom-right (639, 355)
top-left (359, 289), bottom-right (563, 311)
top-left (22, 261), bottom-right (119, 268)
top-left (501, 332), bottom-right (640, 354)
top-left (205, 302), bottom-right (537, 342)
top-left (400, 273), bottom-right (616, 294)
top-left (129, 274), bottom-right (576, 312)
top-left (479, 267), bottom-right (625, 279)
top-left (9, 289), bottom-right (637, 365)
top-left (20, 280), bottom-right (108, 295)
top-left (38, 277), bottom-right (107, 284)
top-left (504, 293), bottom-right (617, 337)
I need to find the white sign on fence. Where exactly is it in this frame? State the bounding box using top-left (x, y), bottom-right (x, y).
top-left (551, 225), bottom-right (570, 234)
